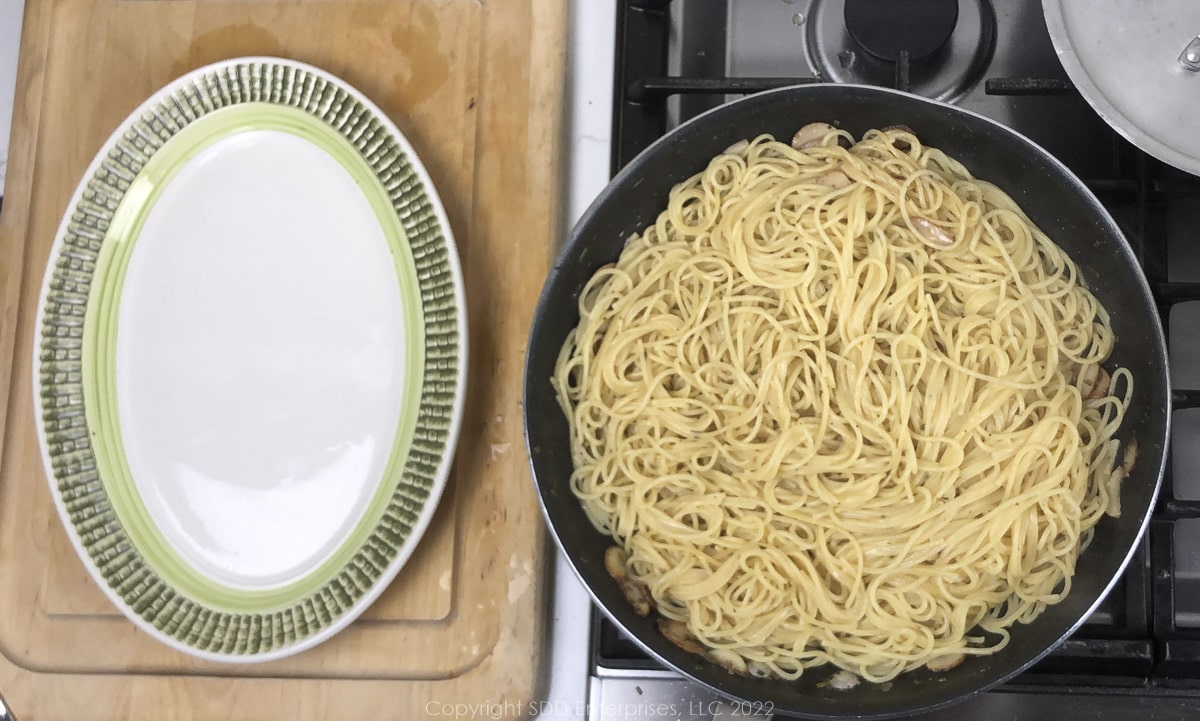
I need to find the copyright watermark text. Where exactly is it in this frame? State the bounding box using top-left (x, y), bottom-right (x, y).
top-left (423, 699), bottom-right (774, 718)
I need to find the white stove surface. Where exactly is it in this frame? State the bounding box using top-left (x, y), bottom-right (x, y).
top-left (0, 0), bottom-right (20, 193)
top-left (528, 2), bottom-right (616, 720)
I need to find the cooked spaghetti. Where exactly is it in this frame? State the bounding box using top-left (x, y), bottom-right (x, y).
top-left (551, 124), bottom-right (1136, 683)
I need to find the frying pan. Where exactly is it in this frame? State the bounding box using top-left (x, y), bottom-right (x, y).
top-left (523, 84), bottom-right (1170, 719)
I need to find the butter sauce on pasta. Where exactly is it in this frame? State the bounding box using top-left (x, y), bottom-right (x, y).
top-left (552, 125), bottom-right (1133, 683)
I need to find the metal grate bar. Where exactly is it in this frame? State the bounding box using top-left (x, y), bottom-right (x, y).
top-left (1160, 500), bottom-right (1200, 520)
top-left (1156, 283), bottom-right (1200, 305)
top-left (1174, 389), bottom-right (1200, 410)
top-left (628, 76), bottom-right (820, 102)
top-left (1156, 180), bottom-right (1200, 196)
top-left (985, 78), bottom-right (1078, 95)
top-left (1121, 539), bottom-right (1152, 635)
top-left (1085, 179), bottom-right (1140, 201)
top-left (1027, 638), bottom-right (1155, 677)
top-left (895, 50), bottom-right (911, 93)
top-left (1151, 518), bottom-right (1178, 646)
top-left (613, 0), bottom-right (672, 172)
top-left (1159, 640), bottom-right (1200, 679)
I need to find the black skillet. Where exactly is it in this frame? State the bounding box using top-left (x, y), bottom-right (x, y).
top-left (523, 84), bottom-right (1170, 719)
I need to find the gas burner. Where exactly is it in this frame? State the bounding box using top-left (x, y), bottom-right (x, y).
top-left (845, 0), bottom-right (958, 62)
top-left (804, 0), bottom-right (996, 102)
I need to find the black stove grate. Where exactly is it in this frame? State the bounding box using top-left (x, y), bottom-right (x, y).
top-left (594, 0), bottom-right (1200, 692)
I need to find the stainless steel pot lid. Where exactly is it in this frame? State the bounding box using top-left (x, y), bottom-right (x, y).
top-left (1044, 0), bottom-right (1200, 176)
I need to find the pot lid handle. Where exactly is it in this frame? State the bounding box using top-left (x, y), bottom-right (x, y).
top-left (1179, 36), bottom-right (1200, 71)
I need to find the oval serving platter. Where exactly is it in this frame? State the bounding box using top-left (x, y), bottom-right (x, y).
top-left (31, 57), bottom-right (467, 662)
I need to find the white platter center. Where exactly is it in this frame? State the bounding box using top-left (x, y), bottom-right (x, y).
top-left (114, 129), bottom-right (408, 589)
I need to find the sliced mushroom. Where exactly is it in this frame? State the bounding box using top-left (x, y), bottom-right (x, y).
top-left (1078, 363), bottom-right (1100, 398)
top-left (623, 579), bottom-right (654, 616)
top-left (707, 648), bottom-right (749, 676)
top-left (828, 670), bottom-right (861, 690)
top-left (604, 545), bottom-right (629, 580)
top-left (604, 545), bottom-right (653, 616)
top-left (624, 578), bottom-right (652, 611)
top-left (817, 169), bottom-right (852, 189)
top-left (881, 124), bottom-right (916, 151)
top-left (1105, 467), bottom-right (1123, 518)
top-left (911, 217), bottom-right (956, 249)
top-left (657, 617), bottom-right (706, 655)
top-left (1088, 367), bottom-right (1112, 400)
top-left (746, 661), bottom-right (774, 679)
top-left (926, 653), bottom-right (966, 672)
top-left (1122, 438), bottom-right (1139, 477)
top-left (1101, 438), bottom-right (1138, 519)
top-left (792, 122), bottom-right (836, 150)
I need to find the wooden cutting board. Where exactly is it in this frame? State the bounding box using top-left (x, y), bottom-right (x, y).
top-left (0, 0), bottom-right (564, 718)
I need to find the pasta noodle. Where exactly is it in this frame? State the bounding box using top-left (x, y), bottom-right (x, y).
top-left (551, 124), bottom-right (1136, 683)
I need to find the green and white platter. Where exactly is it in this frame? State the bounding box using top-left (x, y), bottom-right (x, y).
top-left (31, 57), bottom-right (467, 662)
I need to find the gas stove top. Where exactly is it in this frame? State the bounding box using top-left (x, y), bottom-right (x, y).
top-left (551, 1), bottom-right (1200, 719)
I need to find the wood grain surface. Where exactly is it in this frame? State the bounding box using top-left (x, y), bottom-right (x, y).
top-left (0, 0), bottom-right (564, 718)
